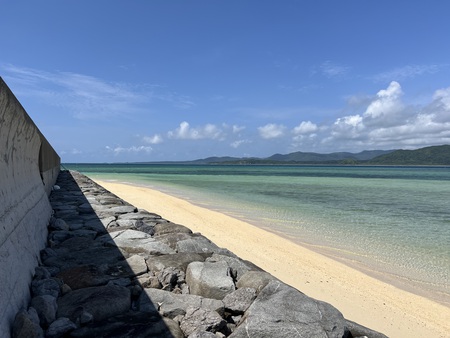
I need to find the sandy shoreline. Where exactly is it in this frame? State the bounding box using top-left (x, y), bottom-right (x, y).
top-left (94, 179), bottom-right (450, 338)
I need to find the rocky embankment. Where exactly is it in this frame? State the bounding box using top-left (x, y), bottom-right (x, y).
top-left (12, 171), bottom-right (387, 338)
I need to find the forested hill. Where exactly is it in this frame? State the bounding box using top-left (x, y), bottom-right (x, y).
top-left (366, 145), bottom-right (450, 165)
top-left (188, 145), bottom-right (450, 165)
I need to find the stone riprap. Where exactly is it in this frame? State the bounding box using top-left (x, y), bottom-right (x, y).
top-left (12, 171), bottom-right (387, 338)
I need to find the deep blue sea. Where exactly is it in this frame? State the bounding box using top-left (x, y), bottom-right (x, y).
top-left (65, 164), bottom-right (450, 302)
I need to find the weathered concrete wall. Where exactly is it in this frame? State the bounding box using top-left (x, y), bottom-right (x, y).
top-left (0, 77), bottom-right (60, 337)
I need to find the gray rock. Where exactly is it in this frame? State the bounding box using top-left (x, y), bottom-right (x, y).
top-left (12, 309), bottom-right (44, 338)
top-left (236, 270), bottom-right (276, 293)
top-left (30, 295), bottom-right (57, 327)
top-left (156, 266), bottom-right (184, 291)
top-left (229, 280), bottom-right (347, 338)
top-left (186, 261), bottom-right (235, 300)
top-left (206, 254), bottom-right (254, 281)
top-left (154, 222), bottom-right (193, 236)
top-left (102, 229), bottom-right (175, 255)
top-left (188, 331), bottom-right (218, 338)
top-left (46, 317), bottom-right (77, 338)
top-left (31, 278), bottom-right (60, 298)
top-left (139, 288), bottom-right (224, 319)
top-left (345, 319), bottom-right (388, 338)
top-left (146, 252), bottom-right (207, 273)
top-left (222, 288), bottom-right (257, 314)
top-left (177, 236), bottom-right (221, 254)
top-left (153, 232), bottom-right (193, 249)
top-left (123, 254), bottom-right (148, 276)
top-left (57, 285), bottom-right (131, 322)
top-left (180, 307), bottom-right (226, 337)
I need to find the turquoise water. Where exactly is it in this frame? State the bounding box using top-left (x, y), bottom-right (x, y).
top-left (66, 164), bottom-right (450, 301)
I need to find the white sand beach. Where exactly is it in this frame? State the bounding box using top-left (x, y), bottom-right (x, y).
top-left (95, 180), bottom-right (450, 338)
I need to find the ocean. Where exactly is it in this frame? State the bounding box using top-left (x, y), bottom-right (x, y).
top-left (65, 163), bottom-right (450, 304)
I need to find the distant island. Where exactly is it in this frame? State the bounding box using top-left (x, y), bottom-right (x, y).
top-left (156, 145), bottom-right (450, 166)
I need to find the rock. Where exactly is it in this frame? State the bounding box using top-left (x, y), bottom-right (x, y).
top-left (186, 261), bottom-right (235, 300)
top-left (101, 229), bottom-right (175, 255)
top-left (70, 311), bottom-right (183, 338)
top-left (56, 265), bottom-right (112, 289)
top-left (235, 271), bottom-right (276, 293)
top-left (45, 317), bottom-right (77, 338)
top-left (12, 309), bottom-right (44, 338)
top-left (206, 254), bottom-right (254, 281)
top-left (124, 254), bottom-right (148, 276)
top-left (229, 280), bottom-right (347, 338)
top-left (345, 319), bottom-right (389, 338)
top-left (153, 232), bottom-right (193, 249)
top-left (180, 307), bottom-right (226, 337)
top-left (30, 295), bottom-right (57, 327)
top-left (139, 288), bottom-right (224, 319)
top-left (34, 266), bottom-right (51, 280)
top-left (49, 218), bottom-right (70, 231)
top-left (31, 278), bottom-right (60, 298)
top-left (156, 267), bottom-right (183, 291)
top-left (154, 222), bottom-right (193, 236)
top-left (177, 236), bottom-right (221, 254)
top-left (57, 285), bottom-right (131, 322)
top-left (146, 252), bottom-right (207, 273)
top-left (222, 288), bottom-right (257, 314)
top-left (188, 332), bottom-right (218, 338)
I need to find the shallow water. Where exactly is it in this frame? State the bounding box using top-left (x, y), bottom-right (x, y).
top-left (66, 164), bottom-right (450, 302)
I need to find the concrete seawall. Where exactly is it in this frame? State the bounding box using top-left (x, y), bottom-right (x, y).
top-left (0, 77), bottom-right (60, 337)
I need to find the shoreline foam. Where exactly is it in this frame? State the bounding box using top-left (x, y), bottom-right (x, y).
top-left (94, 179), bottom-right (450, 338)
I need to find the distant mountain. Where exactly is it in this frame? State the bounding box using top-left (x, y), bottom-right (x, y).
top-left (265, 150), bottom-right (394, 162)
top-left (160, 145), bottom-right (449, 165)
top-left (367, 145), bottom-right (450, 165)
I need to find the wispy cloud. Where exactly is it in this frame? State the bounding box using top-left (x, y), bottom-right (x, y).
top-left (0, 63), bottom-right (194, 120)
top-left (318, 61), bottom-right (350, 78)
top-left (373, 64), bottom-right (446, 82)
top-left (258, 123), bottom-right (286, 139)
top-left (167, 121), bottom-right (224, 140)
top-left (106, 145), bottom-right (153, 155)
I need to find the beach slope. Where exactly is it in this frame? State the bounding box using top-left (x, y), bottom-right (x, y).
top-left (95, 180), bottom-right (450, 338)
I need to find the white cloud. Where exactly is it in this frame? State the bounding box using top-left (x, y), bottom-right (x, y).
top-left (258, 123), bottom-right (286, 139)
top-left (106, 145), bottom-right (153, 155)
top-left (293, 121), bottom-right (318, 135)
top-left (232, 125), bottom-right (246, 133)
top-left (230, 139), bottom-right (251, 148)
top-left (363, 81), bottom-right (403, 123)
top-left (168, 121), bottom-right (224, 140)
top-left (143, 134), bottom-right (163, 144)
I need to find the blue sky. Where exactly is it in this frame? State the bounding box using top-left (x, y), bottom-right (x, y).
top-left (1, 1), bottom-right (450, 162)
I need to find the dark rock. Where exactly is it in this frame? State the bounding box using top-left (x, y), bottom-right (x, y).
top-left (56, 265), bottom-right (112, 289)
top-left (33, 266), bottom-right (51, 280)
top-left (186, 261), bottom-right (235, 300)
top-left (229, 280), bottom-right (347, 338)
top-left (45, 317), bottom-right (77, 338)
top-left (70, 311), bottom-right (183, 338)
top-left (30, 295), bottom-right (57, 327)
top-left (180, 306), bottom-right (227, 337)
top-left (31, 278), bottom-right (60, 298)
top-left (222, 288), bottom-right (257, 314)
top-left (12, 309), bottom-right (44, 338)
top-left (188, 331), bottom-right (218, 338)
top-left (49, 218), bottom-right (70, 231)
top-left (57, 284), bottom-right (131, 322)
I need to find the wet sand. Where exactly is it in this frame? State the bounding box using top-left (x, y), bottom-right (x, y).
top-left (94, 179), bottom-right (450, 338)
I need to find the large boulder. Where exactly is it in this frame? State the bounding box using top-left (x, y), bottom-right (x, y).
top-left (229, 280), bottom-right (348, 338)
top-left (180, 306), bottom-right (227, 337)
top-left (146, 252), bottom-right (207, 273)
top-left (186, 261), bottom-right (235, 300)
top-left (138, 288), bottom-right (224, 318)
